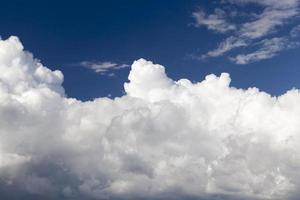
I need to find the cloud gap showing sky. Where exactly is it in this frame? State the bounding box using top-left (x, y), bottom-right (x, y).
top-left (1, 36), bottom-right (300, 200)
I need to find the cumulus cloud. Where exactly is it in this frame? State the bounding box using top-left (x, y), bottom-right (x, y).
top-left (196, 0), bottom-right (300, 64)
top-left (1, 36), bottom-right (300, 200)
top-left (80, 61), bottom-right (129, 75)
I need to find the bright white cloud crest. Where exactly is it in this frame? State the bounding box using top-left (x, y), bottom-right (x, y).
top-left (1, 36), bottom-right (300, 199)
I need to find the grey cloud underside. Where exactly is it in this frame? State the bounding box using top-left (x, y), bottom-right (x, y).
top-left (1, 36), bottom-right (300, 200)
top-left (193, 0), bottom-right (300, 64)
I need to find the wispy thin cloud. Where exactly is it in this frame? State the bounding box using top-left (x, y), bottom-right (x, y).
top-left (230, 37), bottom-right (300, 64)
top-left (80, 61), bottom-right (129, 75)
top-left (290, 24), bottom-right (300, 38)
top-left (194, 0), bottom-right (300, 64)
top-left (192, 8), bottom-right (236, 33)
top-left (202, 36), bottom-right (248, 59)
top-left (229, 0), bottom-right (299, 9)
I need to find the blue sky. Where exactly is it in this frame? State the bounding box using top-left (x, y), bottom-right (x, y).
top-left (1, 0), bottom-right (300, 100)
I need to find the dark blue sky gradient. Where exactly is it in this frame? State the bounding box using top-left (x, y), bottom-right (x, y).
top-left (1, 0), bottom-right (300, 100)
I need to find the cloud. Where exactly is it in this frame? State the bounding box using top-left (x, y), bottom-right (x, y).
top-left (192, 9), bottom-right (236, 33)
top-left (196, 0), bottom-right (300, 64)
top-left (238, 8), bottom-right (298, 40)
top-left (80, 61), bottom-right (129, 75)
top-left (1, 36), bottom-right (300, 199)
top-left (229, 0), bottom-right (299, 9)
top-left (290, 24), bottom-right (300, 38)
top-left (230, 37), bottom-right (300, 64)
top-left (202, 37), bottom-right (248, 59)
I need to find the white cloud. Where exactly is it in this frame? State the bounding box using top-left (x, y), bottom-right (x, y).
top-left (230, 37), bottom-right (300, 64)
top-left (192, 9), bottom-right (236, 33)
top-left (198, 0), bottom-right (300, 63)
top-left (202, 36), bottom-right (248, 58)
top-left (290, 24), bottom-right (300, 38)
top-left (238, 8), bottom-right (299, 40)
top-left (229, 0), bottom-right (299, 9)
top-left (1, 36), bottom-right (300, 199)
top-left (80, 61), bottom-right (129, 74)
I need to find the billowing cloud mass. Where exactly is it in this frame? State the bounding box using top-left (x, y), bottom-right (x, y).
top-left (1, 36), bottom-right (300, 200)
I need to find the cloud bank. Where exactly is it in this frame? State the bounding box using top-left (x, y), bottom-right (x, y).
top-left (1, 36), bottom-right (300, 200)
